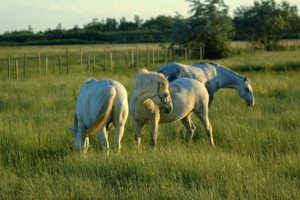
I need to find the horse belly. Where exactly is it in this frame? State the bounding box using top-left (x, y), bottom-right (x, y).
top-left (159, 105), bottom-right (192, 123)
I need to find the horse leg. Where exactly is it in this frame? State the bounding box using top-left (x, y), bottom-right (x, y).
top-left (194, 107), bottom-right (215, 147)
top-left (208, 93), bottom-right (214, 107)
top-left (149, 115), bottom-right (160, 147)
top-left (133, 120), bottom-right (144, 147)
top-left (113, 123), bottom-right (125, 154)
top-left (83, 137), bottom-right (90, 154)
top-left (97, 127), bottom-right (110, 155)
top-left (181, 114), bottom-right (196, 143)
top-left (74, 128), bottom-right (89, 155)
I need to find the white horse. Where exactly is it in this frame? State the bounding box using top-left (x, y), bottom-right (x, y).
top-left (131, 75), bottom-right (215, 147)
top-left (157, 62), bottom-right (255, 107)
top-left (161, 78), bottom-right (214, 146)
top-left (70, 79), bottom-right (128, 155)
top-left (129, 69), bottom-right (173, 147)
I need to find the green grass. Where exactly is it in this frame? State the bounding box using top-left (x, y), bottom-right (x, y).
top-left (0, 48), bottom-right (300, 199)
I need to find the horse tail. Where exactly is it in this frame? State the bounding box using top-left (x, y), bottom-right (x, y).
top-left (86, 86), bottom-right (116, 135)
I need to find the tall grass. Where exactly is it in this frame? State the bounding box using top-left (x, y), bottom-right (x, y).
top-left (0, 52), bottom-right (299, 199)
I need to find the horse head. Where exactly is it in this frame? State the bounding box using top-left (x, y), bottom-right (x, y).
top-left (136, 69), bottom-right (173, 113)
top-left (237, 77), bottom-right (255, 107)
top-left (150, 74), bottom-right (173, 113)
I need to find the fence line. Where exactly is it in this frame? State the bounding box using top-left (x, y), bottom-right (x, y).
top-left (0, 45), bottom-right (209, 80)
top-left (2, 41), bottom-right (300, 80)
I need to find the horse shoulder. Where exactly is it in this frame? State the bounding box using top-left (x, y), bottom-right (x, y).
top-left (194, 81), bottom-right (209, 102)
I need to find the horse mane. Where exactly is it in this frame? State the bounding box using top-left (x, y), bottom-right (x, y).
top-left (200, 62), bottom-right (245, 80)
top-left (135, 68), bottom-right (166, 91)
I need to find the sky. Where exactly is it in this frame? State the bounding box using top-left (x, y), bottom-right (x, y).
top-left (1, 0), bottom-right (300, 34)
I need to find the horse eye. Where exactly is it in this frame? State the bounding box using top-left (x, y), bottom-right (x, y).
top-left (245, 88), bottom-right (250, 92)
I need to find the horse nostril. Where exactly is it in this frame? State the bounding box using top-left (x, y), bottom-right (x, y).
top-left (165, 104), bottom-right (173, 113)
top-left (248, 101), bottom-right (255, 107)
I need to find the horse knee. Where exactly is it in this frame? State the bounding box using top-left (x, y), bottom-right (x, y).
top-left (134, 134), bottom-right (141, 144)
top-left (83, 137), bottom-right (90, 153)
top-left (205, 123), bottom-right (214, 147)
top-left (185, 128), bottom-right (195, 143)
top-left (114, 143), bottom-right (121, 154)
top-left (74, 134), bottom-right (84, 151)
top-left (102, 147), bottom-right (110, 156)
top-left (150, 139), bottom-right (157, 147)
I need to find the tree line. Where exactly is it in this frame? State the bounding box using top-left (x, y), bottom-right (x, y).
top-left (1, 0), bottom-right (300, 59)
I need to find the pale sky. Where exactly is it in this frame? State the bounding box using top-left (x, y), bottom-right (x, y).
top-left (1, 0), bottom-right (299, 33)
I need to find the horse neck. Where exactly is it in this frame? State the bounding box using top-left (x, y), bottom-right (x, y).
top-left (132, 89), bottom-right (155, 106)
top-left (216, 67), bottom-right (244, 89)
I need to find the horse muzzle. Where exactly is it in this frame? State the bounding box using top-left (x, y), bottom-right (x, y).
top-left (247, 99), bottom-right (255, 107)
top-left (161, 102), bottom-right (173, 113)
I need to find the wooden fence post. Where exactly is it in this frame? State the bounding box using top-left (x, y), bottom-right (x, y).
top-left (80, 49), bottom-right (83, 70)
top-left (38, 52), bottom-right (41, 76)
top-left (110, 52), bottom-right (113, 71)
top-left (131, 50), bottom-right (134, 68)
top-left (66, 48), bottom-right (69, 74)
top-left (23, 53), bottom-right (27, 79)
top-left (104, 47), bottom-right (106, 71)
top-left (125, 50), bottom-right (128, 68)
top-left (157, 48), bottom-right (160, 65)
top-left (114, 49), bottom-right (118, 70)
top-left (45, 56), bottom-right (48, 75)
top-left (152, 49), bottom-right (155, 67)
top-left (58, 55), bottom-right (62, 74)
top-left (7, 56), bottom-right (10, 80)
top-left (93, 53), bottom-right (96, 68)
top-left (15, 59), bottom-right (18, 80)
top-left (165, 48), bottom-right (167, 62)
top-left (135, 46), bottom-right (138, 68)
top-left (87, 54), bottom-right (90, 72)
top-left (199, 46), bottom-right (202, 61)
top-left (147, 46), bottom-right (149, 67)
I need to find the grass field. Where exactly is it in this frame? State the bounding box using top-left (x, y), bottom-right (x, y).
top-left (0, 46), bottom-right (299, 199)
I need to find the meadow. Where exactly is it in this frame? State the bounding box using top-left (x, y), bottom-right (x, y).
top-left (0, 45), bottom-right (299, 199)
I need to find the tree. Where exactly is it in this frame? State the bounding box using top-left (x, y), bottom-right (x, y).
top-left (134, 15), bottom-right (143, 28)
top-left (233, 0), bottom-right (300, 50)
top-left (119, 17), bottom-right (138, 31)
top-left (28, 25), bottom-right (34, 33)
top-left (84, 18), bottom-right (105, 31)
top-left (171, 14), bottom-right (191, 45)
top-left (104, 18), bottom-right (118, 31)
top-left (143, 15), bottom-right (174, 31)
top-left (56, 23), bottom-right (62, 31)
top-left (171, 0), bottom-right (234, 59)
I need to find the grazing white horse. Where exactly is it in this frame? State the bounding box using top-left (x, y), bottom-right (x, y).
top-left (70, 79), bottom-right (128, 155)
top-left (160, 78), bottom-right (214, 146)
top-left (131, 73), bottom-right (215, 147)
top-left (129, 69), bottom-right (173, 147)
top-left (157, 62), bottom-right (255, 107)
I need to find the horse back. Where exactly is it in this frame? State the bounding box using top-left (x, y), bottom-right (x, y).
top-left (158, 62), bottom-right (211, 83)
top-left (170, 78), bottom-right (208, 100)
top-left (76, 79), bottom-right (128, 127)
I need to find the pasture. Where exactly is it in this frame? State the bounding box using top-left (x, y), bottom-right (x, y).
top-left (0, 45), bottom-right (300, 199)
